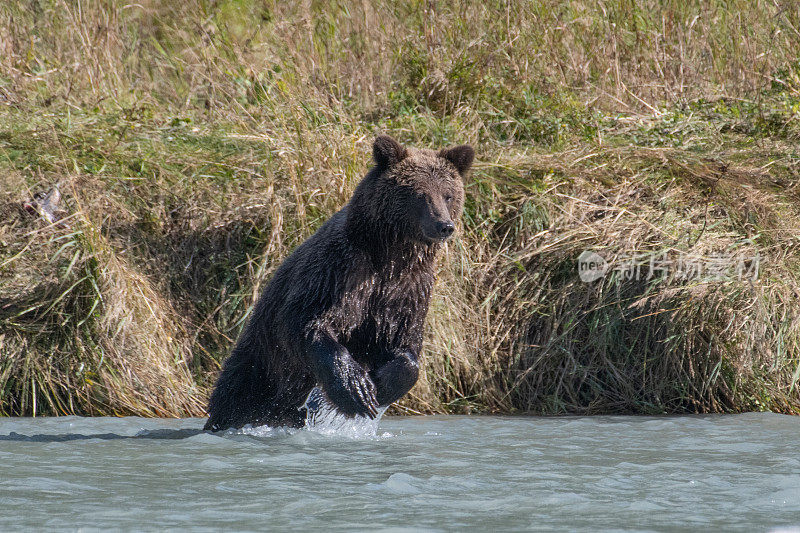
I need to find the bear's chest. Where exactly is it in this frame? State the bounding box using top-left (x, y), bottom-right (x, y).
top-left (335, 261), bottom-right (434, 352)
top-left (369, 268), bottom-right (432, 317)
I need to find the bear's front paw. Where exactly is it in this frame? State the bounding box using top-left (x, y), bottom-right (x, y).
top-left (325, 362), bottom-right (379, 419)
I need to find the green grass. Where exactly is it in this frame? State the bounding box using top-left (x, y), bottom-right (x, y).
top-left (1, 0), bottom-right (800, 417)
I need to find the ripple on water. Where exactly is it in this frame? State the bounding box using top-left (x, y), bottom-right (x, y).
top-left (377, 472), bottom-right (423, 495)
top-left (183, 432), bottom-right (225, 445)
top-left (5, 476), bottom-right (102, 494)
top-left (198, 458), bottom-right (232, 470)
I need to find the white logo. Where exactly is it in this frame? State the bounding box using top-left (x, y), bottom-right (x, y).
top-left (578, 251), bottom-right (608, 282)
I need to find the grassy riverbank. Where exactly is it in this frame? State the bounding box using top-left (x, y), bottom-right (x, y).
top-left (2, 0), bottom-right (800, 417)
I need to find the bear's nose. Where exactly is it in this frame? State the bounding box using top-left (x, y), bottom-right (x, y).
top-left (437, 221), bottom-right (455, 238)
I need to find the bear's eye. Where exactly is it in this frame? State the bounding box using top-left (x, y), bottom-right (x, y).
top-left (444, 195), bottom-right (453, 203)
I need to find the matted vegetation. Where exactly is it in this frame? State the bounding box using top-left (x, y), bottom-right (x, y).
top-left (1, 0), bottom-right (799, 416)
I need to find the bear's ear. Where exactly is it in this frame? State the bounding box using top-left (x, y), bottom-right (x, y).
top-left (439, 144), bottom-right (475, 176)
top-left (373, 134), bottom-right (408, 169)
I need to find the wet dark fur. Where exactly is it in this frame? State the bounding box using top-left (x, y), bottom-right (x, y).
top-left (204, 136), bottom-right (474, 430)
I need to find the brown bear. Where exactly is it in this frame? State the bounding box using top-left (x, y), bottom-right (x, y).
top-left (204, 135), bottom-right (474, 431)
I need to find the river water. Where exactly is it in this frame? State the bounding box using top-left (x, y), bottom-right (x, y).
top-left (1, 413), bottom-right (799, 531)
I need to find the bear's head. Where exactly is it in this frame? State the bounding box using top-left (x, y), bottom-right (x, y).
top-left (352, 134), bottom-right (473, 247)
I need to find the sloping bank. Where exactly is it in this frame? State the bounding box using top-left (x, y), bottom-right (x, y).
top-left (2, 107), bottom-right (798, 417)
top-left (419, 141), bottom-right (800, 416)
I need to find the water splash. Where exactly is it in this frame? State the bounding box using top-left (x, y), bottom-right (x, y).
top-left (236, 424), bottom-right (297, 438)
top-left (222, 387), bottom-right (388, 439)
top-left (303, 386), bottom-right (387, 438)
